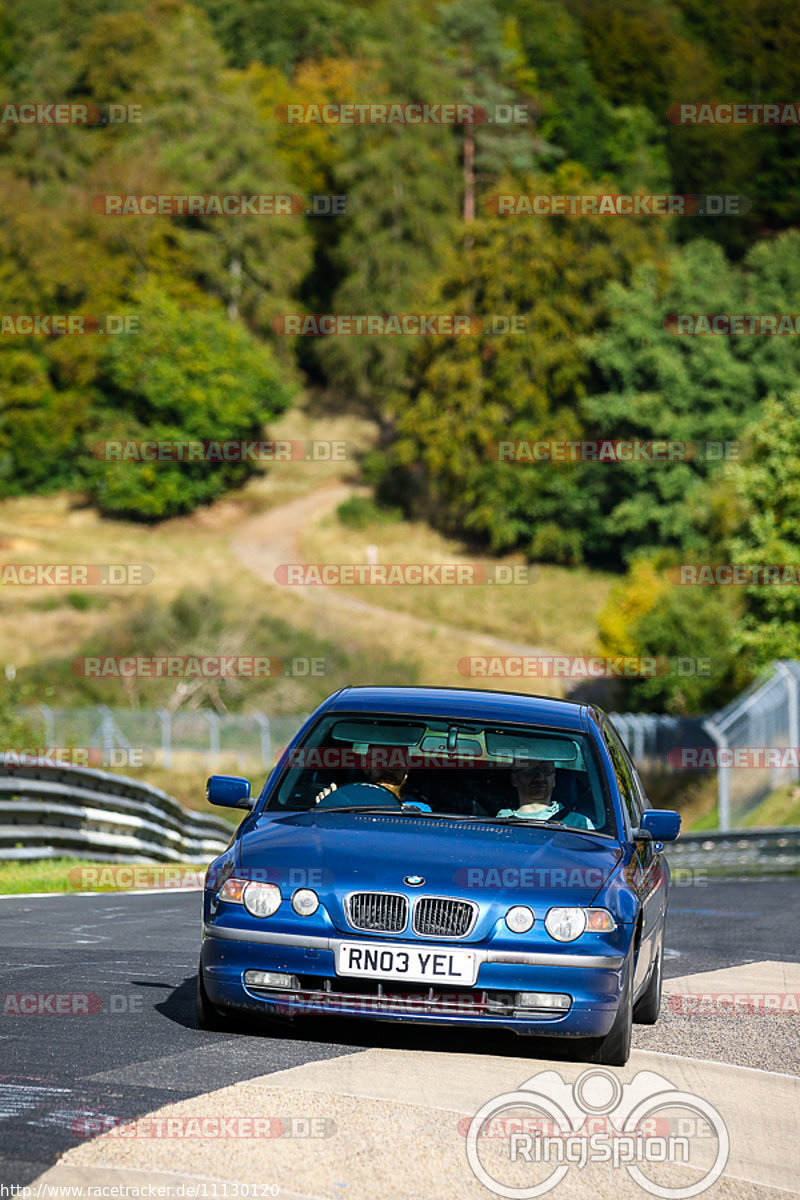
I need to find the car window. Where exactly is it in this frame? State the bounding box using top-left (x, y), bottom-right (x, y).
top-left (602, 719), bottom-right (642, 830)
top-left (265, 714), bottom-right (615, 834)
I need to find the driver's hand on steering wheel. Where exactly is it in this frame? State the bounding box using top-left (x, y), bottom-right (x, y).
top-left (314, 782), bottom-right (337, 804)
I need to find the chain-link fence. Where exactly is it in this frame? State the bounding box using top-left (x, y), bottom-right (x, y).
top-left (701, 660), bottom-right (800, 829)
top-left (16, 665), bottom-right (800, 830)
top-left (21, 706), bottom-right (309, 774)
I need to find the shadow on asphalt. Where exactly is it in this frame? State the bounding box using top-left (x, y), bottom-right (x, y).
top-left (158, 972), bottom-right (593, 1064)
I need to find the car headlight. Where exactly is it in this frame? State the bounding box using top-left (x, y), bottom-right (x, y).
top-left (242, 881), bottom-right (282, 918)
top-left (505, 905), bottom-right (534, 933)
top-left (291, 888), bottom-right (319, 916)
top-left (545, 907), bottom-right (586, 941)
top-left (545, 907), bottom-right (615, 941)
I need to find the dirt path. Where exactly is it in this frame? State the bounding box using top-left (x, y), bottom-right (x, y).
top-left (231, 482), bottom-right (569, 678)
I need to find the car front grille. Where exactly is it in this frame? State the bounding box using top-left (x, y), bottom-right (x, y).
top-left (413, 896), bottom-right (476, 938)
top-left (346, 891), bottom-right (408, 933)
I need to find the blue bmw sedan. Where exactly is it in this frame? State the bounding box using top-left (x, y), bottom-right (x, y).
top-left (197, 686), bottom-right (680, 1065)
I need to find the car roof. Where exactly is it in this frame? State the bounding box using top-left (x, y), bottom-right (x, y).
top-left (315, 686), bottom-right (593, 733)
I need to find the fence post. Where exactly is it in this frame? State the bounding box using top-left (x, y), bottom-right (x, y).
top-left (38, 704), bottom-right (55, 747)
top-left (253, 712), bottom-right (272, 768)
top-left (702, 717), bottom-right (730, 831)
top-left (204, 712), bottom-right (221, 766)
top-left (157, 708), bottom-right (172, 769)
top-left (776, 661), bottom-right (800, 784)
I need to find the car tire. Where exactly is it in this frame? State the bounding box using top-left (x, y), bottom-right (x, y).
top-left (584, 951), bottom-right (633, 1066)
top-left (633, 931), bottom-right (663, 1025)
top-left (196, 962), bottom-right (235, 1032)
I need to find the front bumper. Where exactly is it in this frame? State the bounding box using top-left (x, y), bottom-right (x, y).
top-left (201, 924), bottom-right (627, 1037)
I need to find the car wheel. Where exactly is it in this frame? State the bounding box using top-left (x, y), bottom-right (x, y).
top-left (584, 951), bottom-right (633, 1066)
top-left (196, 962), bottom-right (235, 1032)
top-left (633, 931), bottom-right (663, 1025)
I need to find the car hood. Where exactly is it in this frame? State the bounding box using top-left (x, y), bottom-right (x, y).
top-left (237, 811), bottom-right (621, 928)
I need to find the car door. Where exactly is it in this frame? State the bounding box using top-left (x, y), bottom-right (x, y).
top-left (602, 719), bottom-right (664, 996)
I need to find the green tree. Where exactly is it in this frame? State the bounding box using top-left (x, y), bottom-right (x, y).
top-left (82, 286), bottom-right (291, 519)
top-left (374, 163), bottom-right (667, 561)
top-left (725, 391), bottom-right (800, 662)
top-left (579, 232), bottom-right (800, 565)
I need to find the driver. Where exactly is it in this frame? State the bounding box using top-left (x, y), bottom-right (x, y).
top-left (496, 759), bottom-right (593, 828)
top-left (314, 764), bottom-right (430, 810)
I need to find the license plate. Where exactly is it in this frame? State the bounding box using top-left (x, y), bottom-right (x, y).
top-left (335, 941), bottom-right (478, 986)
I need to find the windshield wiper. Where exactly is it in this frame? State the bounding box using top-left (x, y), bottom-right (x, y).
top-left (309, 804), bottom-right (405, 815)
top-left (469, 816), bottom-right (597, 834)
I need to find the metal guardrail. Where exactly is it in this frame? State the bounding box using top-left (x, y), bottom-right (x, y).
top-left (666, 827), bottom-right (800, 875)
top-left (0, 757), bottom-right (234, 863)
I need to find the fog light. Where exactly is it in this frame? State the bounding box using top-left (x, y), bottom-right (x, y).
top-left (517, 992), bottom-right (571, 1010)
top-left (244, 970), bottom-right (300, 990)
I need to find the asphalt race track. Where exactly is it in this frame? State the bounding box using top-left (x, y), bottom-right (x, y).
top-left (0, 876), bottom-right (798, 1199)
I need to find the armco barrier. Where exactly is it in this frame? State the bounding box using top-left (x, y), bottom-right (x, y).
top-left (665, 827), bottom-right (800, 875)
top-left (0, 756), bottom-right (234, 863)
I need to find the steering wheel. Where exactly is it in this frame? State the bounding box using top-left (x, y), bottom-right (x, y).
top-left (314, 782), bottom-right (403, 809)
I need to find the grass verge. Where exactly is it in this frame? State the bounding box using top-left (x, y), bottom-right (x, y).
top-left (0, 857), bottom-right (212, 896)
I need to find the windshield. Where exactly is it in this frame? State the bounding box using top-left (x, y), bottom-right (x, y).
top-left (264, 713), bottom-right (616, 835)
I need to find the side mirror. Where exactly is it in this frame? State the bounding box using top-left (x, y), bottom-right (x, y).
top-left (634, 809), bottom-right (681, 843)
top-left (206, 775), bottom-right (253, 809)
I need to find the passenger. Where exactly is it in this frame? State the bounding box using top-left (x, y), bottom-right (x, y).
top-left (496, 759), bottom-right (593, 828)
